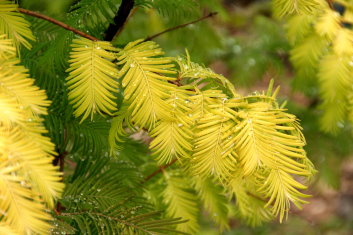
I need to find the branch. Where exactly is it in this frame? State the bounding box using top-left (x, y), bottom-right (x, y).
top-left (104, 0), bottom-right (135, 41)
top-left (326, 0), bottom-right (334, 9)
top-left (143, 158), bottom-right (178, 183)
top-left (18, 8), bottom-right (99, 41)
top-left (144, 12), bottom-right (218, 42)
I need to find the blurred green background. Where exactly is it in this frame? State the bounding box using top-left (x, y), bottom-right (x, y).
top-left (19, 0), bottom-right (353, 234)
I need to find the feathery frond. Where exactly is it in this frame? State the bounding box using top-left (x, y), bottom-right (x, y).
top-left (0, 126), bottom-right (63, 234)
top-left (59, 155), bottom-right (185, 234)
top-left (0, 36), bottom-right (63, 234)
top-left (193, 177), bottom-right (229, 230)
top-left (272, 0), bottom-right (322, 18)
top-left (0, 0), bottom-right (35, 50)
top-left (149, 87), bottom-right (194, 164)
top-left (191, 92), bottom-right (238, 181)
top-left (318, 53), bottom-right (353, 133)
top-left (176, 52), bottom-right (237, 97)
top-left (150, 0), bottom-right (200, 23)
top-left (108, 103), bottom-right (134, 154)
top-left (234, 101), bottom-right (307, 176)
top-left (286, 15), bottom-right (315, 45)
top-left (315, 9), bottom-right (341, 39)
top-left (163, 173), bottom-right (199, 233)
top-left (66, 37), bottom-right (119, 122)
top-left (0, 223), bottom-right (19, 235)
top-left (117, 39), bottom-right (177, 129)
top-left (290, 34), bottom-right (328, 80)
top-left (0, 60), bottom-right (50, 119)
top-left (0, 152), bottom-right (52, 234)
top-left (230, 84), bottom-right (314, 221)
top-left (69, 0), bottom-right (121, 35)
top-left (259, 169), bottom-right (310, 221)
top-left (0, 34), bottom-right (15, 59)
top-left (65, 117), bottom-right (111, 156)
top-left (228, 172), bottom-right (273, 226)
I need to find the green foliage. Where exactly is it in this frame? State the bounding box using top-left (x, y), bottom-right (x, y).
top-left (0, 0), bottom-right (331, 234)
top-left (163, 172), bottom-right (199, 233)
top-left (66, 37), bottom-right (119, 121)
top-left (272, 0), bottom-right (322, 19)
top-left (193, 177), bottom-right (229, 230)
top-left (58, 155), bottom-right (186, 234)
top-left (275, 0), bottom-right (353, 133)
top-left (0, 0), bottom-right (35, 50)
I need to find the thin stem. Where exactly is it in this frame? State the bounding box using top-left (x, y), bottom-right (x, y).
top-left (326, 0), bottom-right (334, 9)
top-left (144, 12), bottom-right (218, 42)
top-left (246, 191), bottom-right (267, 203)
top-left (104, 0), bottom-right (135, 41)
top-left (143, 158), bottom-right (178, 183)
top-left (18, 8), bottom-right (99, 41)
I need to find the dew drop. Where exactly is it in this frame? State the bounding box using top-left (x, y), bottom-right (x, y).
top-left (248, 58), bottom-right (256, 66)
top-left (337, 121), bottom-right (344, 128)
top-left (232, 45), bottom-right (242, 54)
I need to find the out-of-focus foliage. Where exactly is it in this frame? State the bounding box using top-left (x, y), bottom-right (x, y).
top-left (0, 4), bottom-right (64, 232)
top-left (274, 0), bottom-right (353, 133)
top-left (2, 0), bottom-right (353, 234)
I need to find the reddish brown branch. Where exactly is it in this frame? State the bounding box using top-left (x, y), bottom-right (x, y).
top-left (143, 158), bottom-right (178, 183)
top-left (18, 8), bottom-right (99, 41)
top-left (144, 12), bottom-right (218, 42)
top-left (326, 0), bottom-right (334, 9)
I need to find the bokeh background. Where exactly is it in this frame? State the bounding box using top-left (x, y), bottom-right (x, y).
top-left (19, 0), bottom-right (353, 234)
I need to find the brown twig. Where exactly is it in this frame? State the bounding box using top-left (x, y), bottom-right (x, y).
top-left (326, 0), bottom-right (334, 9)
top-left (104, 0), bottom-right (135, 41)
top-left (144, 12), bottom-right (218, 42)
top-left (246, 191), bottom-right (267, 203)
top-left (143, 158), bottom-right (178, 183)
top-left (18, 8), bottom-right (99, 41)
